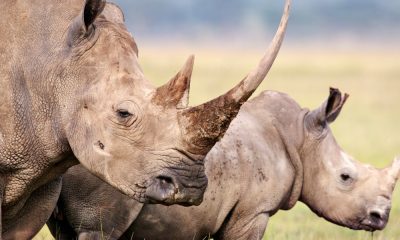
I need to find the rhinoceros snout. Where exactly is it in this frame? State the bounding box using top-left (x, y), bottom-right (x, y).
top-left (144, 173), bottom-right (207, 206)
top-left (358, 206), bottom-right (390, 231)
top-left (361, 208), bottom-right (390, 231)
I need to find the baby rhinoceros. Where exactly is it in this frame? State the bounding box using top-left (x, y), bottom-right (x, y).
top-left (49, 88), bottom-right (400, 240)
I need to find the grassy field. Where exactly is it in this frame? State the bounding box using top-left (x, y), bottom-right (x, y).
top-left (34, 44), bottom-right (400, 239)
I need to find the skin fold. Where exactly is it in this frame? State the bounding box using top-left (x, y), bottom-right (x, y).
top-left (48, 89), bottom-right (400, 240)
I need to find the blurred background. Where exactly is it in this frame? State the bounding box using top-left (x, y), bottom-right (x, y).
top-left (36, 0), bottom-right (400, 239)
top-left (114, 0), bottom-right (400, 48)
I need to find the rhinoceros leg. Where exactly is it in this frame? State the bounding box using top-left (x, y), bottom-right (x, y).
top-left (214, 213), bottom-right (269, 240)
top-left (77, 231), bottom-right (103, 240)
top-left (47, 165), bottom-right (143, 240)
top-left (47, 208), bottom-right (77, 240)
top-left (2, 177), bottom-right (62, 240)
top-left (0, 178), bottom-right (5, 236)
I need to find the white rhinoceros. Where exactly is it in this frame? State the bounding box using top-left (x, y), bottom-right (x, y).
top-left (48, 88), bottom-right (400, 240)
top-left (0, 0), bottom-right (290, 238)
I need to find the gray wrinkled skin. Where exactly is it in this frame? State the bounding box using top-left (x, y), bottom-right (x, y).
top-left (49, 89), bottom-right (400, 240)
top-left (0, 0), bottom-right (289, 237)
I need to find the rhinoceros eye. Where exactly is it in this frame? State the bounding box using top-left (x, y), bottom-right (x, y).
top-left (117, 109), bottom-right (133, 119)
top-left (340, 173), bottom-right (351, 181)
top-left (337, 168), bottom-right (357, 190)
top-left (113, 101), bottom-right (139, 127)
top-left (339, 173), bottom-right (355, 187)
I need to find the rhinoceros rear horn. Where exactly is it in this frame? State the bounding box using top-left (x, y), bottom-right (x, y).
top-left (153, 55), bottom-right (195, 109)
top-left (177, 0), bottom-right (291, 155)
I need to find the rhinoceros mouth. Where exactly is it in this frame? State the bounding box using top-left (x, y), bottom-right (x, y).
top-left (144, 175), bottom-right (178, 204)
top-left (144, 173), bottom-right (207, 206)
top-left (140, 148), bottom-right (207, 205)
top-left (325, 213), bottom-right (387, 232)
top-left (342, 213), bottom-right (388, 232)
top-left (358, 212), bottom-right (388, 231)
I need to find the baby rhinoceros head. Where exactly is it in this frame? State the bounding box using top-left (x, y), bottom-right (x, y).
top-left (300, 88), bottom-right (400, 231)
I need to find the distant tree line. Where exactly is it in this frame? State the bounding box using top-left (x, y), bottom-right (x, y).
top-left (112, 0), bottom-right (400, 42)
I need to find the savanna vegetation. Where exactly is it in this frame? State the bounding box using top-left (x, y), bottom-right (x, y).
top-left (34, 45), bottom-right (400, 240)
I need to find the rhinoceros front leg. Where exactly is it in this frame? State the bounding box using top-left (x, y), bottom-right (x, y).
top-left (0, 177), bottom-right (5, 238)
top-left (47, 207), bottom-right (77, 240)
top-left (2, 177), bottom-right (62, 240)
top-left (214, 213), bottom-right (269, 240)
top-left (77, 231), bottom-right (103, 240)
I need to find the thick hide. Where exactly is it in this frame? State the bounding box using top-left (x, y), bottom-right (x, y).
top-left (49, 89), bottom-right (400, 240)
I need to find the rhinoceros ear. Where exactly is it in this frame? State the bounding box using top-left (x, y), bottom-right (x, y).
top-left (324, 87), bottom-right (349, 123)
top-left (68, 0), bottom-right (105, 45)
top-left (306, 88), bottom-right (349, 129)
top-left (102, 2), bottom-right (125, 24)
top-left (82, 0), bottom-right (106, 31)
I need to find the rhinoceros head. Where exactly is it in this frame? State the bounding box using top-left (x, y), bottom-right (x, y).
top-left (300, 88), bottom-right (400, 231)
top-left (60, 0), bottom-right (290, 205)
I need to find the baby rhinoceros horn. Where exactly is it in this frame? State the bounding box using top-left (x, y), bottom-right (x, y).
top-left (388, 156), bottom-right (400, 182)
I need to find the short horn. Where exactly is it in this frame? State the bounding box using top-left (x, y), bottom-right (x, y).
top-left (153, 55), bottom-right (194, 109)
top-left (389, 156), bottom-right (400, 181)
top-left (178, 0), bottom-right (291, 155)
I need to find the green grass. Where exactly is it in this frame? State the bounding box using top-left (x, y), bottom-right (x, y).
top-left (34, 45), bottom-right (400, 239)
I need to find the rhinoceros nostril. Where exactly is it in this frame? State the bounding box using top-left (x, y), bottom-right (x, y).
top-left (156, 175), bottom-right (179, 195)
top-left (156, 176), bottom-right (173, 184)
top-left (369, 211), bottom-right (382, 220)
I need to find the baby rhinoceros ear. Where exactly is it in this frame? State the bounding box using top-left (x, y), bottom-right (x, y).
top-left (325, 87), bottom-right (349, 123)
top-left (306, 87), bottom-right (349, 130)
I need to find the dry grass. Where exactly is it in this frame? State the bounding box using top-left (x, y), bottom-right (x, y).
top-left (33, 45), bottom-right (400, 240)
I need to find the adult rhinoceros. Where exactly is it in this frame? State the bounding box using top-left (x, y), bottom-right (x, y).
top-left (0, 0), bottom-right (289, 238)
top-left (48, 88), bottom-right (400, 240)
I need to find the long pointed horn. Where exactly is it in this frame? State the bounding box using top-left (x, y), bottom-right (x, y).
top-left (179, 0), bottom-right (291, 155)
top-left (153, 55), bottom-right (194, 109)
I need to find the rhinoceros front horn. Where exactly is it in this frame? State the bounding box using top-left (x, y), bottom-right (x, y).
top-left (177, 0), bottom-right (291, 155)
